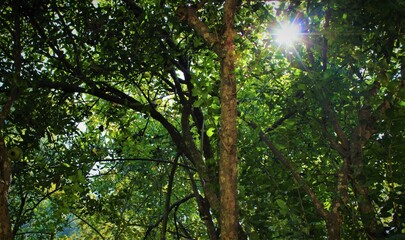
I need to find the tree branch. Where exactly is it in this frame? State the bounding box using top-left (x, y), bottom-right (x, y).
top-left (321, 8), bottom-right (331, 72)
top-left (143, 194), bottom-right (195, 240)
top-left (265, 111), bottom-right (296, 134)
top-left (184, 162), bottom-right (218, 240)
top-left (35, 80), bottom-right (149, 113)
top-left (180, 100), bottom-right (220, 214)
top-left (97, 157), bottom-right (196, 171)
top-left (176, 6), bottom-right (222, 57)
top-left (160, 154), bottom-right (179, 240)
top-left (248, 120), bottom-right (329, 220)
top-left (71, 211), bottom-right (105, 240)
top-left (322, 102), bottom-right (350, 151)
top-left (319, 120), bottom-right (349, 158)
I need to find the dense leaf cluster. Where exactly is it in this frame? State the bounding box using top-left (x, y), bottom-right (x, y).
top-left (0, 0), bottom-right (404, 239)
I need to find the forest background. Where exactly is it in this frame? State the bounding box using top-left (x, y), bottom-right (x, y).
top-left (0, 0), bottom-right (404, 239)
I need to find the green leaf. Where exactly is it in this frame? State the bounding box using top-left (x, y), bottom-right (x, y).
top-left (276, 199), bottom-right (288, 216)
top-left (206, 127), bottom-right (215, 137)
top-left (77, 170), bottom-right (86, 184)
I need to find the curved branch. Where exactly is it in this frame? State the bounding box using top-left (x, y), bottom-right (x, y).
top-left (35, 80), bottom-right (148, 113)
top-left (160, 154), bottom-right (179, 239)
top-left (34, 79), bottom-right (194, 159)
top-left (176, 6), bottom-right (222, 57)
top-left (97, 157), bottom-right (196, 171)
top-left (265, 110), bottom-right (296, 134)
top-left (321, 8), bottom-right (331, 71)
top-left (143, 194), bottom-right (194, 240)
top-left (322, 103), bottom-right (350, 151)
top-left (319, 120), bottom-right (349, 158)
top-left (71, 211), bottom-right (105, 240)
top-left (184, 162), bottom-right (218, 240)
top-left (247, 120), bottom-right (329, 220)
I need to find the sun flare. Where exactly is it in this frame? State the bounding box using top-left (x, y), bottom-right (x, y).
top-left (274, 23), bottom-right (301, 46)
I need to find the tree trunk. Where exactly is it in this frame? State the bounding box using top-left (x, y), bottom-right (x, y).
top-left (219, 60), bottom-right (238, 240)
top-left (354, 183), bottom-right (385, 239)
top-left (0, 1), bottom-right (21, 236)
top-left (176, 1), bottom-right (239, 238)
top-left (0, 140), bottom-right (13, 240)
top-left (219, 1), bottom-right (238, 239)
top-left (326, 213), bottom-right (342, 240)
top-left (0, 186), bottom-right (12, 240)
top-left (350, 124), bottom-right (384, 238)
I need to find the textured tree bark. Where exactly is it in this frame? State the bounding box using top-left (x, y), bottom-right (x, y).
top-left (350, 123), bottom-right (385, 239)
top-left (176, 1), bottom-right (239, 238)
top-left (218, 50), bottom-right (238, 239)
top-left (326, 213), bottom-right (342, 240)
top-left (0, 139), bottom-right (12, 240)
top-left (0, 92), bottom-right (16, 240)
top-left (219, 1), bottom-right (238, 239)
top-left (1, 1), bottom-right (21, 238)
top-left (1, 20), bottom-right (17, 240)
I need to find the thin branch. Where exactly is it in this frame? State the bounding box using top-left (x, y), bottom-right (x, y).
top-left (143, 194), bottom-right (195, 240)
top-left (265, 110), bottom-right (296, 133)
top-left (71, 211), bottom-right (105, 240)
top-left (319, 119), bottom-right (349, 158)
top-left (12, 185), bottom-right (26, 236)
top-left (28, 16), bottom-right (80, 78)
top-left (174, 212), bottom-right (195, 239)
top-left (52, 2), bottom-right (81, 68)
top-left (96, 157), bottom-right (196, 171)
top-left (322, 8), bottom-right (331, 72)
top-left (180, 96), bottom-right (220, 214)
top-left (35, 75), bottom-right (195, 180)
top-left (247, 120), bottom-right (329, 220)
top-left (184, 161), bottom-right (218, 240)
top-left (22, 185), bottom-right (64, 214)
top-left (322, 103), bottom-right (350, 151)
top-left (35, 81), bottom-right (149, 114)
top-left (160, 154), bottom-right (179, 240)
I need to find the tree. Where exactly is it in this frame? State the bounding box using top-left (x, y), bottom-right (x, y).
top-left (176, 1), bottom-right (240, 238)
top-left (238, 1), bottom-right (404, 238)
top-left (1, 0), bottom-right (22, 237)
top-left (1, 0), bottom-right (404, 239)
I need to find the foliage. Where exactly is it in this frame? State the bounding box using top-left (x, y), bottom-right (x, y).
top-left (0, 0), bottom-right (404, 239)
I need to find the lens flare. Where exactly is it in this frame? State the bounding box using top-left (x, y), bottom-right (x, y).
top-left (274, 23), bottom-right (301, 46)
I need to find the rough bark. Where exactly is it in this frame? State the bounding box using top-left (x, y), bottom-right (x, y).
top-left (218, 35), bottom-right (238, 240)
top-left (0, 86), bottom-right (16, 240)
top-left (177, 1), bottom-right (240, 239)
top-left (181, 106), bottom-right (219, 240)
top-left (326, 212), bottom-right (342, 240)
top-left (1, 1), bottom-right (21, 238)
top-left (0, 139), bottom-right (13, 240)
top-left (185, 167), bottom-right (218, 240)
top-left (219, 1), bottom-right (238, 239)
top-left (350, 122), bottom-right (384, 239)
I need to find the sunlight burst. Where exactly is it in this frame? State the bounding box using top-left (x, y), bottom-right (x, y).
top-left (274, 23), bottom-right (301, 47)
